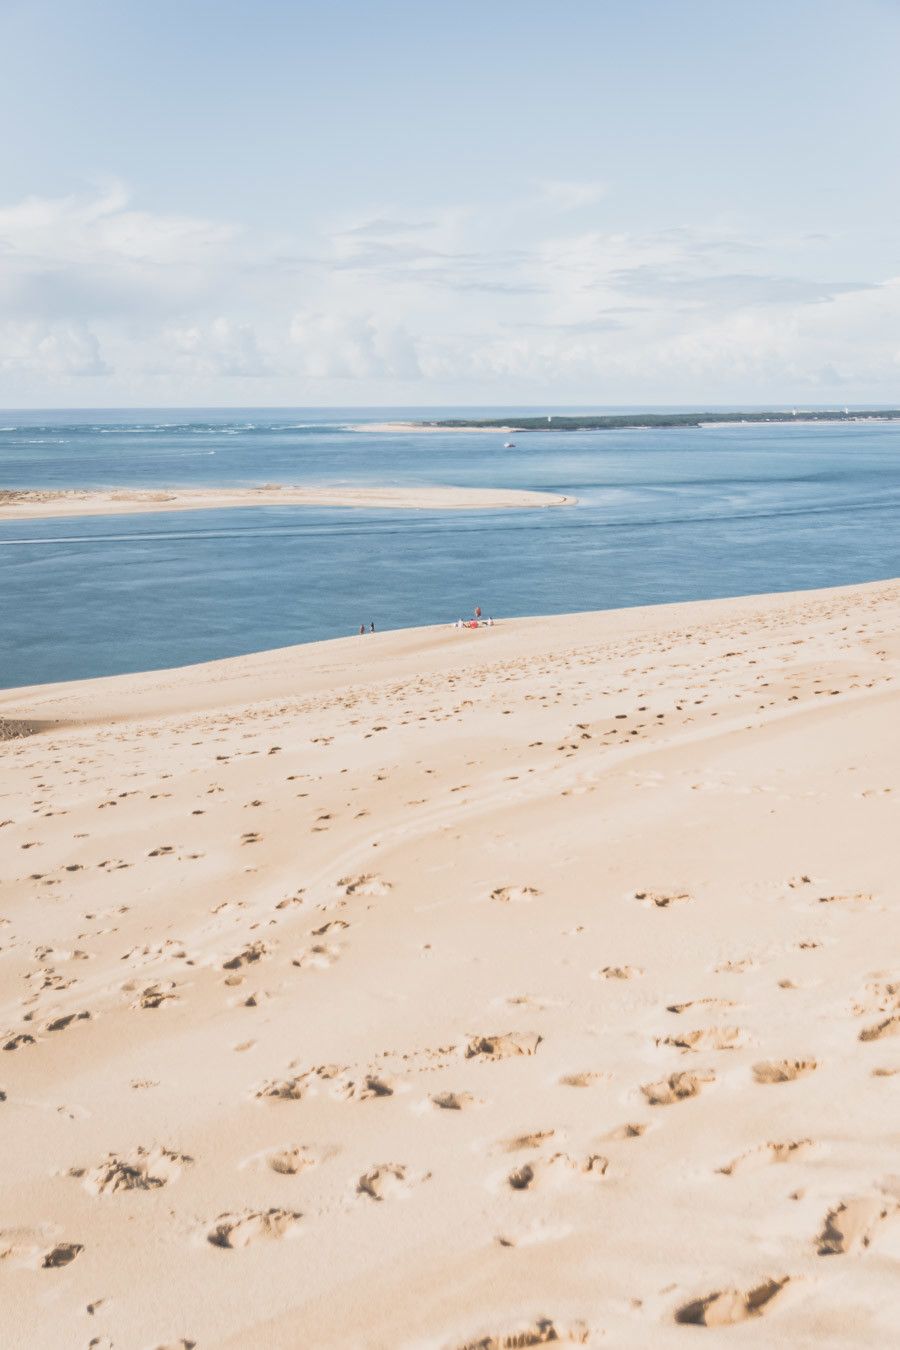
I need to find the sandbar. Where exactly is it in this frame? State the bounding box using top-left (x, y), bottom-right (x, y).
top-left (0, 484), bottom-right (575, 521)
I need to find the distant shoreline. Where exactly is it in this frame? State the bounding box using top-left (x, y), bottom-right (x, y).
top-left (358, 409), bottom-right (900, 433)
top-left (0, 483), bottom-right (575, 521)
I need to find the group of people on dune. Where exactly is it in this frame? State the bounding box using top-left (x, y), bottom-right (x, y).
top-left (456, 605), bottom-right (493, 629)
top-left (357, 606), bottom-right (494, 636)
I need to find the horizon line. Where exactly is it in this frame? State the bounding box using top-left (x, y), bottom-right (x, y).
top-left (2, 402), bottom-right (897, 415)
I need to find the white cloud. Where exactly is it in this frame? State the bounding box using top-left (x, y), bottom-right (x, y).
top-left (0, 320), bottom-right (110, 376)
top-left (288, 312), bottom-right (421, 381)
top-left (0, 183), bottom-right (236, 270)
top-left (0, 183), bottom-right (898, 402)
top-left (163, 318), bottom-right (272, 377)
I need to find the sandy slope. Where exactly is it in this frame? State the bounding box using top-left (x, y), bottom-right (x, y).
top-left (0, 485), bottom-right (574, 521)
top-left (1, 580), bottom-right (899, 1349)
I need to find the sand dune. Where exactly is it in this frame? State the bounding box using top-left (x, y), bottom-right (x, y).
top-left (0, 484), bottom-right (574, 521)
top-left (1, 579), bottom-right (899, 1347)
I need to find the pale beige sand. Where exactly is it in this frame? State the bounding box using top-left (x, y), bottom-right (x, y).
top-left (1, 579), bottom-right (899, 1349)
top-left (0, 484), bottom-right (573, 521)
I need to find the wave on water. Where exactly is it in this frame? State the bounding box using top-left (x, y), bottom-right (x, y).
top-left (1, 421), bottom-right (349, 441)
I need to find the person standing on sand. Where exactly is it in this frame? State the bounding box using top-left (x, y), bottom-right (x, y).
top-left (359, 624), bottom-right (366, 635)
top-left (370, 621), bottom-right (375, 633)
top-left (474, 605), bottom-right (482, 619)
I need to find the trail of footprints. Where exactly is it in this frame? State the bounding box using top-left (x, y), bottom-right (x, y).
top-left (2, 593), bottom-right (899, 1344)
top-left (3, 866), bottom-right (898, 1341)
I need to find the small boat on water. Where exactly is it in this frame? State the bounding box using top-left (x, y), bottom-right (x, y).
top-left (503, 440), bottom-right (516, 448)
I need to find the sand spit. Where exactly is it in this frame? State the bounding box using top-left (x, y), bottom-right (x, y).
top-left (1, 578), bottom-right (899, 1347)
top-left (0, 484), bottom-right (574, 521)
top-left (356, 415), bottom-right (900, 434)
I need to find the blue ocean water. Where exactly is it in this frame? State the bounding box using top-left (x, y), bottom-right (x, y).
top-left (2, 407), bottom-right (900, 690)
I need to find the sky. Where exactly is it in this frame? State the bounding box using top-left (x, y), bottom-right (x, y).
top-left (2, 0), bottom-right (900, 408)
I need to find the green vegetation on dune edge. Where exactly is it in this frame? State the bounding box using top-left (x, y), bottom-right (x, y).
top-left (419, 410), bottom-right (900, 431)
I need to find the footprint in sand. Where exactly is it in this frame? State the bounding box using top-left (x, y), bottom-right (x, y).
top-left (753, 1059), bottom-right (817, 1084)
top-left (496, 1130), bottom-right (559, 1154)
top-left (659, 1026), bottom-right (743, 1053)
top-left (506, 1153), bottom-right (607, 1191)
top-left (2, 1032), bottom-right (37, 1051)
top-left (666, 997), bottom-right (736, 1015)
top-left (71, 1146), bottom-right (192, 1195)
top-left (310, 919), bottom-right (349, 937)
top-left (356, 1163), bottom-right (428, 1201)
top-left (131, 983), bottom-right (180, 1010)
top-left (45, 1010), bottom-right (92, 1033)
top-left (256, 1065), bottom-right (393, 1103)
top-left (121, 938), bottom-right (187, 967)
top-left (275, 892), bottom-right (305, 911)
top-left (490, 885), bottom-right (541, 904)
top-left (430, 1091), bottom-right (480, 1111)
top-left (634, 889), bottom-right (691, 908)
top-left (592, 965), bottom-right (643, 981)
top-left (256, 1075), bottom-right (307, 1101)
top-left (674, 1276), bottom-right (793, 1326)
top-left (718, 1140), bottom-right (816, 1175)
top-left (357, 1073), bottom-right (398, 1099)
top-left (716, 957), bottom-right (757, 974)
top-left (238, 990), bottom-right (273, 1009)
top-left (41, 1241), bottom-right (83, 1269)
top-left (339, 874), bottom-right (391, 897)
top-left (642, 1070), bottom-right (714, 1106)
top-left (465, 1032), bottom-right (542, 1060)
top-left (603, 1122), bottom-right (648, 1141)
top-left (207, 1209), bottom-right (301, 1248)
top-left (222, 940), bottom-right (269, 970)
top-left (267, 1146), bottom-right (322, 1175)
top-left (33, 944), bottom-right (89, 964)
top-left (558, 1071), bottom-right (608, 1087)
top-left (500, 995), bottom-right (562, 1012)
top-left (859, 1015), bottom-right (900, 1042)
top-left (451, 1318), bottom-right (589, 1348)
top-left (817, 1197), bottom-right (898, 1254)
top-left (852, 977), bottom-right (900, 1017)
top-left (0, 1229), bottom-right (82, 1270)
top-left (305, 1064), bottom-right (354, 1097)
top-left (292, 943), bottom-right (342, 970)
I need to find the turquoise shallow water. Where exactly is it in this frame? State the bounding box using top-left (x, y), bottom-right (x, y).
top-left (2, 407), bottom-right (900, 689)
